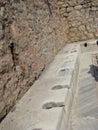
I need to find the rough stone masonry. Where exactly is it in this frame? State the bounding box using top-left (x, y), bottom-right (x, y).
top-left (0, 0), bottom-right (98, 121)
top-left (58, 0), bottom-right (98, 42)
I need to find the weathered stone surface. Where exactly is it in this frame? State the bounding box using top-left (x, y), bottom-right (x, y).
top-left (58, 0), bottom-right (97, 42)
top-left (95, 33), bottom-right (98, 38)
top-left (92, 7), bottom-right (97, 11)
top-left (0, 0), bottom-right (98, 122)
top-left (70, 46), bottom-right (98, 130)
top-left (0, 43), bottom-right (80, 130)
top-left (88, 33), bottom-right (94, 39)
top-left (79, 25), bottom-right (85, 31)
top-left (0, 0), bottom-right (69, 121)
top-left (67, 7), bottom-right (74, 12)
top-left (74, 5), bottom-right (82, 10)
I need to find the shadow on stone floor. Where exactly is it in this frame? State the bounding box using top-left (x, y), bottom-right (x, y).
top-left (88, 64), bottom-right (98, 81)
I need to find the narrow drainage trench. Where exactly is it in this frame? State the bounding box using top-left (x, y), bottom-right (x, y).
top-left (68, 50), bottom-right (98, 130)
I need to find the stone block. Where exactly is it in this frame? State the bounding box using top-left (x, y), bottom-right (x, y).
top-left (67, 7), bottom-right (74, 12)
top-left (96, 11), bottom-right (98, 17)
top-left (74, 5), bottom-right (82, 10)
top-left (0, 7), bottom-right (5, 17)
top-left (89, 11), bottom-right (96, 16)
top-left (87, 33), bottom-right (94, 39)
top-left (62, 12), bottom-right (68, 17)
top-left (95, 33), bottom-right (98, 38)
top-left (79, 25), bottom-right (85, 31)
top-left (92, 7), bottom-right (97, 11)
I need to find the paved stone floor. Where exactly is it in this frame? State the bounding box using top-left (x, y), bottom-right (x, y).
top-left (69, 51), bottom-right (98, 130)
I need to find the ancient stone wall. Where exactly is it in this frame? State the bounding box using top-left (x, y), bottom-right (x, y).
top-left (0, 0), bottom-right (68, 121)
top-left (58, 0), bottom-right (98, 42)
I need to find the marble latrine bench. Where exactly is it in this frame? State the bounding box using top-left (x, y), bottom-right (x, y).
top-left (0, 43), bottom-right (80, 130)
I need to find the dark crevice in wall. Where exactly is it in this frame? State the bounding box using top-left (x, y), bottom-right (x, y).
top-left (0, 114), bottom-right (6, 123)
top-left (0, 104), bottom-right (15, 123)
top-left (44, 0), bottom-right (52, 15)
top-left (9, 43), bottom-right (16, 70)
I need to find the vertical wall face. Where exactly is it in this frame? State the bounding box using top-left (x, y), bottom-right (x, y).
top-left (0, 0), bottom-right (69, 121)
top-left (58, 0), bottom-right (98, 42)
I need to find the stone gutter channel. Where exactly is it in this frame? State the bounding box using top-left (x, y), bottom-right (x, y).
top-left (0, 40), bottom-right (98, 130)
